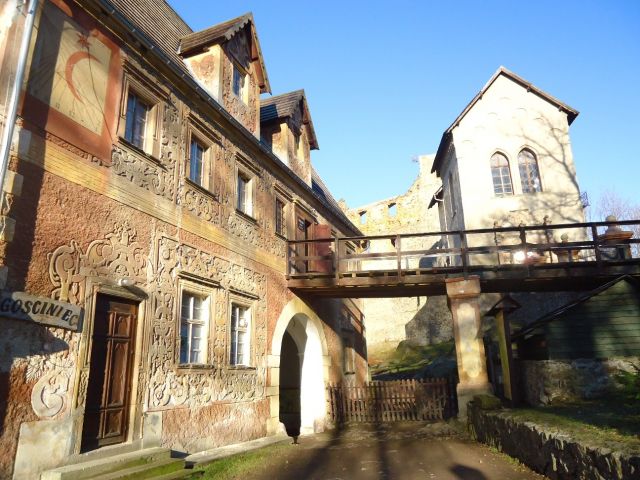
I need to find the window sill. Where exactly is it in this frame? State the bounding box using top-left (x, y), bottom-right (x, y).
top-left (118, 137), bottom-right (163, 168)
top-left (275, 232), bottom-right (287, 241)
top-left (176, 363), bottom-right (215, 373)
top-left (235, 209), bottom-right (258, 225)
top-left (185, 177), bottom-right (219, 201)
top-left (227, 365), bottom-right (256, 371)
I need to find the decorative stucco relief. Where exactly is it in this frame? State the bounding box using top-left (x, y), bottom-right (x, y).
top-left (37, 222), bottom-right (149, 417)
top-left (111, 146), bottom-right (175, 201)
top-left (147, 234), bottom-right (268, 409)
top-left (178, 183), bottom-right (222, 225)
top-left (160, 93), bottom-right (183, 172)
top-left (26, 328), bottom-right (78, 419)
top-left (48, 221), bottom-right (147, 305)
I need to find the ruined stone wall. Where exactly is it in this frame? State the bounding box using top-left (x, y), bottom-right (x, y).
top-left (343, 156), bottom-right (452, 362)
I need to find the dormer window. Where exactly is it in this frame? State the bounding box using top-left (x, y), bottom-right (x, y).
top-left (232, 64), bottom-right (248, 104)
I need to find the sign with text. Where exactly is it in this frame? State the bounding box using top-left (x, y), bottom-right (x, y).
top-left (0, 292), bottom-right (83, 331)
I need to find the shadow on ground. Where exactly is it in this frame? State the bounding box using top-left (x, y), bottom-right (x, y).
top-left (198, 422), bottom-right (545, 480)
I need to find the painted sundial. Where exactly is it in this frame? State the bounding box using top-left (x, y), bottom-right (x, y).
top-left (28, 2), bottom-right (112, 135)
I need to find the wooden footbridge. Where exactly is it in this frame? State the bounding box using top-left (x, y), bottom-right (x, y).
top-left (287, 219), bottom-right (640, 297)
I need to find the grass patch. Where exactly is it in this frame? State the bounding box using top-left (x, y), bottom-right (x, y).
top-left (370, 340), bottom-right (456, 379)
top-left (195, 442), bottom-right (291, 479)
top-left (504, 396), bottom-right (640, 454)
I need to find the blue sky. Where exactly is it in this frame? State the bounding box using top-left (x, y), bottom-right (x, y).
top-left (170, 0), bottom-right (640, 214)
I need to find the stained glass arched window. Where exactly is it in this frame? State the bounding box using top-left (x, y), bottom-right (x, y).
top-left (519, 149), bottom-right (542, 193)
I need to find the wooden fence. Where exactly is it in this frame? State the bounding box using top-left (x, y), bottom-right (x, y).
top-left (327, 378), bottom-right (457, 423)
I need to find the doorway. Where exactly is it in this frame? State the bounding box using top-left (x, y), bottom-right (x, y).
top-left (279, 330), bottom-right (301, 436)
top-left (81, 294), bottom-right (138, 451)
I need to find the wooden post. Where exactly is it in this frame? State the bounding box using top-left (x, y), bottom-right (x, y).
top-left (495, 310), bottom-right (516, 403)
top-left (334, 237), bottom-right (340, 282)
top-left (592, 224), bottom-right (602, 269)
top-left (460, 231), bottom-right (469, 276)
top-left (396, 235), bottom-right (402, 282)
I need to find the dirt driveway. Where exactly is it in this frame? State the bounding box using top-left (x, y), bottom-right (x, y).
top-left (198, 422), bottom-right (546, 479)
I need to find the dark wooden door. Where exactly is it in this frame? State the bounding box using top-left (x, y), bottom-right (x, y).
top-left (82, 295), bottom-right (137, 451)
top-left (295, 210), bottom-right (313, 274)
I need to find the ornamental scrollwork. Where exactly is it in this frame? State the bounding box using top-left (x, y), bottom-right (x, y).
top-left (111, 146), bottom-right (175, 201)
top-left (48, 221), bottom-right (147, 304)
top-left (146, 234), bottom-right (268, 409)
top-left (26, 328), bottom-right (78, 419)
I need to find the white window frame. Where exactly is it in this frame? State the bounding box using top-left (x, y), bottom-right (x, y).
top-left (229, 297), bottom-right (252, 367)
top-left (118, 71), bottom-right (163, 157)
top-left (187, 129), bottom-right (214, 191)
top-left (342, 332), bottom-right (356, 375)
top-left (177, 280), bottom-right (214, 366)
top-left (232, 62), bottom-right (249, 104)
top-left (235, 163), bottom-right (255, 218)
top-left (490, 152), bottom-right (514, 197)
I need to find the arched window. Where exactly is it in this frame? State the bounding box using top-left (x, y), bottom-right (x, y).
top-left (518, 149), bottom-right (542, 193)
top-left (490, 152), bottom-right (513, 197)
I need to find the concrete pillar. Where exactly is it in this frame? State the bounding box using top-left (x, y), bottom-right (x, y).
top-left (446, 276), bottom-right (492, 418)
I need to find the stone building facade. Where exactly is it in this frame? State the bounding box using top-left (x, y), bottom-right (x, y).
top-left (346, 67), bottom-right (588, 366)
top-left (0, 1), bottom-right (366, 478)
top-left (432, 67), bottom-right (586, 247)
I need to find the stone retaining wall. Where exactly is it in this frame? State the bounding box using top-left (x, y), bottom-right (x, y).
top-left (519, 358), bottom-right (640, 406)
top-left (468, 405), bottom-right (640, 480)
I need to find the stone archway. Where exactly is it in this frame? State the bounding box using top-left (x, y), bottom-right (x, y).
top-left (268, 298), bottom-right (330, 436)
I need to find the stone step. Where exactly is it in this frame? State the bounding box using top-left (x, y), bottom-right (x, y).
top-left (89, 457), bottom-right (185, 480)
top-left (41, 447), bottom-right (173, 480)
top-left (151, 469), bottom-right (205, 480)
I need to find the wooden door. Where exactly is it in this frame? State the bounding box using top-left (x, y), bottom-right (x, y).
top-left (82, 295), bottom-right (137, 451)
top-left (294, 210), bottom-right (313, 274)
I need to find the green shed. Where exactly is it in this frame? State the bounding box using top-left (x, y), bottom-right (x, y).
top-left (513, 276), bottom-right (640, 360)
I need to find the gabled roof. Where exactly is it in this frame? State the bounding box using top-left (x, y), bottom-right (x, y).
top-left (179, 13), bottom-right (271, 94)
top-left (511, 275), bottom-right (640, 340)
top-left (107, 0), bottom-right (193, 74)
top-left (260, 90), bottom-right (319, 149)
top-left (431, 66), bottom-right (579, 175)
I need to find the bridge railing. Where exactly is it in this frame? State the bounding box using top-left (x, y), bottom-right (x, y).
top-left (286, 219), bottom-right (640, 278)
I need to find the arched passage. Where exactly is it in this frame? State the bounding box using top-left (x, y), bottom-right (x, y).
top-left (269, 298), bottom-right (330, 436)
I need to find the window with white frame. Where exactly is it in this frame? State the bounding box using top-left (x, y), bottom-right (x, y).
top-left (490, 152), bottom-right (514, 197)
top-left (119, 72), bottom-right (162, 157)
top-left (232, 63), bottom-right (248, 104)
top-left (189, 137), bottom-right (207, 187)
top-left (124, 92), bottom-right (150, 150)
top-left (230, 303), bottom-right (251, 366)
top-left (236, 170), bottom-right (253, 216)
top-left (342, 334), bottom-right (356, 374)
top-left (180, 290), bottom-right (209, 364)
top-left (518, 148), bottom-right (542, 193)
